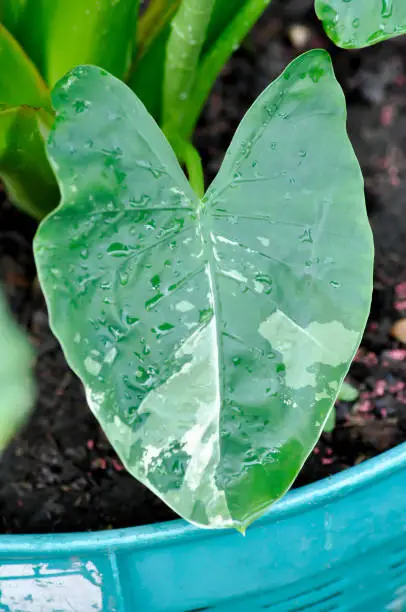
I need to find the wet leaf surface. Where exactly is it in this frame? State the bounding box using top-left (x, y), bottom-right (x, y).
top-left (34, 50), bottom-right (373, 530)
top-left (315, 0), bottom-right (406, 49)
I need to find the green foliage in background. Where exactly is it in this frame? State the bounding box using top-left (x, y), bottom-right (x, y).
top-left (0, 291), bottom-right (35, 452)
top-left (338, 380), bottom-right (360, 402)
top-left (0, 0), bottom-right (274, 217)
top-left (1, 0), bottom-right (406, 216)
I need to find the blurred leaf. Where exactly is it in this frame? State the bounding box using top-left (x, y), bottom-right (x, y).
top-left (182, 0), bottom-right (273, 138)
top-left (0, 290), bottom-right (35, 452)
top-left (129, 26), bottom-right (170, 123)
top-left (2, 0), bottom-right (140, 87)
top-left (315, 0), bottom-right (406, 48)
top-left (203, 0), bottom-right (246, 53)
top-left (136, 0), bottom-right (180, 61)
top-left (323, 407), bottom-right (335, 432)
top-left (35, 51), bottom-right (373, 530)
top-left (0, 105), bottom-right (58, 219)
top-left (130, 0), bottom-right (180, 122)
top-left (0, 24), bottom-right (50, 107)
top-left (130, 0), bottom-right (264, 127)
top-left (1, 0), bottom-right (28, 35)
top-left (163, 0), bottom-right (216, 132)
top-left (338, 380), bottom-right (359, 402)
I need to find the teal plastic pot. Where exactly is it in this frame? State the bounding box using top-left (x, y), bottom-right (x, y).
top-left (1, 443), bottom-right (405, 611)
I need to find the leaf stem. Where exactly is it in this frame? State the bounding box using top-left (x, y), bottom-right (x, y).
top-left (180, 141), bottom-right (205, 198)
top-left (183, 0), bottom-right (273, 139)
top-left (163, 0), bottom-right (215, 135)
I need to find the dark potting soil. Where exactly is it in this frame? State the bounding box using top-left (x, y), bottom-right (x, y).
top-left (1, 0), bottom-right (406, 534)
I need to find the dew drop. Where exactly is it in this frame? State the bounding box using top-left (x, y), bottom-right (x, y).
top-left (241, 140), bottom-right (252, 156)
top-left (107, 242), bottom-right (129, 256)
top-left (126, 315), bottom-right (139, 325)
top-left (119, 271), bottom-right (129, 286)
top-left (308, 66), bottom-right (325, 83)
top-left (254, 274), bottom-right (273, 295)
top-left (299, 228), bottom-right (313, 243)
top-left (150, 274), bottom-right (160, 290)
top-left (135, 366), bottom-right (149, 383)
top-left (381, 0), bottom-right (393, 18)
top-left (100, 280), bottom-right (112, 290)
top-left (158, 322), bottom-right (175, 332)
top-left (73, 99), bottom-right (90, 113)
top-left (145, 293), bottom-right (163, 311)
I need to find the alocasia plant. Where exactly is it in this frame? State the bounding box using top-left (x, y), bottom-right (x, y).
top-left (3, 0), bottom-right (405, 529)
top-left (34, 50), bottom-right (373, 530)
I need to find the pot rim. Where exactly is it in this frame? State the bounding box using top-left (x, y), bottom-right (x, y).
top-left (2, 441), bottom-right (406, 556)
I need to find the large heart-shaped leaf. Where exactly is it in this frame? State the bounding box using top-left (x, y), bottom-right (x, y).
top-left (0, 290), bottom-right (35, 452)
top-left (315, 0), bottom-right (406, 48)
top-left (34, 50), bottom-right (373, 530)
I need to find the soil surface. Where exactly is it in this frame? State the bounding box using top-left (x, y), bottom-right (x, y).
top-left (1, 0), bottom-right (406, 534)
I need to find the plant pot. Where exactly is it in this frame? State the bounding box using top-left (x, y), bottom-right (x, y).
top-left (1, 442), bottom-right (405, 612)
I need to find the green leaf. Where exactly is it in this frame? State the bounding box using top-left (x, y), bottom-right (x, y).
top-left (338, 380), bottom-right (359, 402)
top-left (1, 0), bottom-right (140, 87)
top-left (0, 105), bottom-right (58, 219)
top-left (129, 25), bottom-right (170, 123)
top-left (1, 1), bottom-right (29, 39)
top-left (163, 0), bottom-right (216, 133)
top-left (315, 0), bottom-right (406, 48)
top-left (0, 289), bottom-right (35, 452)
top-left (130, 0), bottom-right (182, 123)
top-left (203, 0), bottom-right (247, 53)
top-left (132, 0), bottom-right (273, 134)
top-left (0, 24), bottom-right (50, 107)
top-left (182, 0), bottom-right (273, 139)
top-left (136, 0), bottom-right (180, 61)
top-left (34, 50), bottom-right (373, 530)
top-left (323, 406), bottom-right (335, 432)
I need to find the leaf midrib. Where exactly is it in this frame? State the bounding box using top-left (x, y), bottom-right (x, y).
top-left (197, 198), bottom-right (225, 492)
